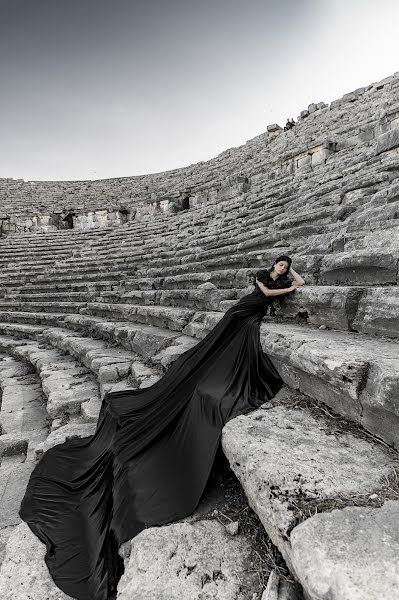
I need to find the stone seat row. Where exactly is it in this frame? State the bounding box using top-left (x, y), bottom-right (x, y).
top-left (0, 205), bottom-right (396, 273)
top-left (0, 220), bottom-right (391, 283)
top-left (0, 161), bottom-right (393, 254)
top-left (0, 288), bottom-right (398, 451)
top-left (0, 192), bottom-right (394, 264)
top-left (0, 281), bottom-right (398, 340)
top-left (1, 239), bottom-right (397, 289)
top-left (1, 123), bottom-right (396, 243)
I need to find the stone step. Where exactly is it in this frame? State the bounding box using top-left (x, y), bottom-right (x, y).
top-left (0, 220), bottom-right (373, 264)
top-left (40, 327), bottom-right (161, 391)
top-left (132, 249), bottom-right (398, 286)
top-left (221, 284), bottom-right (399, 340)
top-left (0, 324), bottom-right (161, 403)
top-left (0, 322), bottom-right (46, 339)
top-left (257, 321), bottom-right (399, 450)
top-left (0, 311), bottom-right (66, 327)
top-left (1, 246), bottom-right (396, 297)
top-left (0, 338), bottom-right (102, 426)
top-left (0, 359), bottom-right (51, 563)
top-left (84, 301), bottom-right (198, 332)
top-left (94, 288), bottom-right (240, 311)
top-left (222, 389), bottom-right (399, 600)
top-left (4, 291), bottom-right (104, 303)
top-left (6, 281), bottom-right (122, 295)
top-left (0, 461), bottom-right (37, 530)
top-left (95, 284), bottom-right (399, 339)
top-left (0, 367), bottom-right (48, 451)
top-left (62, 313), bottom-right (198, 371)
top-left (2, 293), bottom-right (396, 451)
top-left (0, 258), bottom-right (131, 275)
top-left (0, 301), bottom-right (86, 314)
top-left (0, 272), bottom-right (125, 288)
top-left (76, 303), bottom-right (399, 448)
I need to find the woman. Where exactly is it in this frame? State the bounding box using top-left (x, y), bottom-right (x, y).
top-left (19, 255), bottom-right (304, 600)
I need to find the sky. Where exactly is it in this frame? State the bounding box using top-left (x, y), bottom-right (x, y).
top-left (0, 0), bottom-right (398, 181)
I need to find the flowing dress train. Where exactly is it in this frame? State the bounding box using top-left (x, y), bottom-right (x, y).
top-left (19, 274), bottom-right (292, 600)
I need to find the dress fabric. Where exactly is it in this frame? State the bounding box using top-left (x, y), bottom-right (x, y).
top-left (19, 270), bottom-right (293, 600)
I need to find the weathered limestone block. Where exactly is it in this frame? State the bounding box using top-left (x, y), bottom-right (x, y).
top-left (276, 285), bottom-right (364, 331)
top-left (0, 434), bottom-right (29, 457)
top-left (85, 302), bottom-right (195, 331)
top-left (296, 154), bottom-right (312, 170)
top-left (118, 323), bottom-right (180, 358)
top-left (130, 360), bottom-right (155, 383)
top-left (320, 251), bottom-right (397, 285)
top-left (289, 501), bottom-right (399, 600)
top-left (161, 270), bottom-right (236, 290)
top-left (358, 357), bottom-right (399, 448)
top-left (182, 311), bottom-right (223, 339)
top-left (134, 305), bottom-right (196, 331)
top-left (0, 523), bottom-right (73, 599)
top-left (344, 225), bottom-right (399, 252)
top-left (0, 527), bottom-right (15, 567)
top-left (151, 335), bottom-right (197, 369)
top-left (352, 287), bottom-right (399, 337)
top-left (117, 520), bottom-right (255, 600)
top-left (121, 288), bottom-right (236, 311)
top-left (267, 123), bottom-right (283, 134)
top-left (222, 402), bottom-right (397, 570)
top-left (0, 460), bottom-right (37, 529)
top-left (81, 396), bottom-right (102, 422)
top-left (0, 359), bottom-right (34, 379)
top-left (97, 362), bottom-right (131, 383)
top-left (0, 384), bottom-right (25, 434)
top-left (375, 127), bottom-right (399, 154)
top-left (42, 372), bottom-right (99, 418)
top-left (34, 422), bottom-right (96, 458)
top-left (0, 381), bottom-right (45, 437)
top-left (260, 323), bottom-right (399, 448)
top-left (139, 374), bottom-right (161, 388)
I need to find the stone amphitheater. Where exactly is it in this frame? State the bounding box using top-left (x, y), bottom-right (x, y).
top-left (0, 71), bottom-right (399, 600)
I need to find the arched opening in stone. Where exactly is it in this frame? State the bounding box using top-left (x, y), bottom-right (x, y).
top-left (119, 209), bottom-right (129, 224)
top-left (63, 212), bottom-right (76, 229)
top-left (181, 196), bottom-right (190, 210)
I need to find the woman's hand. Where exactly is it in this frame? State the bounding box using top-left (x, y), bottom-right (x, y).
top-left (291, 280), bottom-right (303, 288)
top-left (289, 266), bottom-right (306, 286)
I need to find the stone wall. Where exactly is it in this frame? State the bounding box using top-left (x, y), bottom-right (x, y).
top-left (1, 72), bottom-right (399, 234)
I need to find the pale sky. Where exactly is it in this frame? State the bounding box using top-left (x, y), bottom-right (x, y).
top-left (0, 0), bottom-right (398, 181)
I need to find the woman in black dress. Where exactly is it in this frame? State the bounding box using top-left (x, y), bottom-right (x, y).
top-left (19, 254), bottom-right (304, 600)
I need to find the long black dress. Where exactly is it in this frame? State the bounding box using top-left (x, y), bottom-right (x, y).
top-left (19, 269), bottom-right (293, 600)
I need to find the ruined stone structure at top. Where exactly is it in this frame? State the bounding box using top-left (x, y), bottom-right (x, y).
top-left (1, 71), bottom-right (399, 234)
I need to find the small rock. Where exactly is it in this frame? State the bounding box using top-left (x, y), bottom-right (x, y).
top-left (225, 521), bottom-right (239, 536)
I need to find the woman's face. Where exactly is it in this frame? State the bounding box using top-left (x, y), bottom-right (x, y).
top-left (273, 260), bottom-right (290, 275)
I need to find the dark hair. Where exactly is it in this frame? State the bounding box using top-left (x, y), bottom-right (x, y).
top-left (248, 255), bottom-right (292, 287)
top-left (270, 255), bottom-right (292, 276)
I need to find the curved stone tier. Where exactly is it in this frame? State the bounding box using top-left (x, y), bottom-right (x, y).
top-left (1, 71), bottom-right (399, 233)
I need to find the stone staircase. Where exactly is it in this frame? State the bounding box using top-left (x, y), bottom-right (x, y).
top-left (0, 72), bottom-right (399, 599)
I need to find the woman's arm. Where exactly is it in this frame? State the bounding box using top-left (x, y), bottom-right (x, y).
top-left (289, 266), bottom-right (305, 285)
top-left (255, 279), bottom-right (295, 297)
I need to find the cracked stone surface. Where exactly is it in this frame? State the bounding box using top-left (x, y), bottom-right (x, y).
top-left (222, 393), bottom-right (399, 568)
top-left (117, 520), bottom-right (256, 600)
top-left (260, 322), bottom-right (399, 449)
top-left (0, 523), bottom-right (73, 600)
top-left (289, 500), bottom-right (399, 600)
